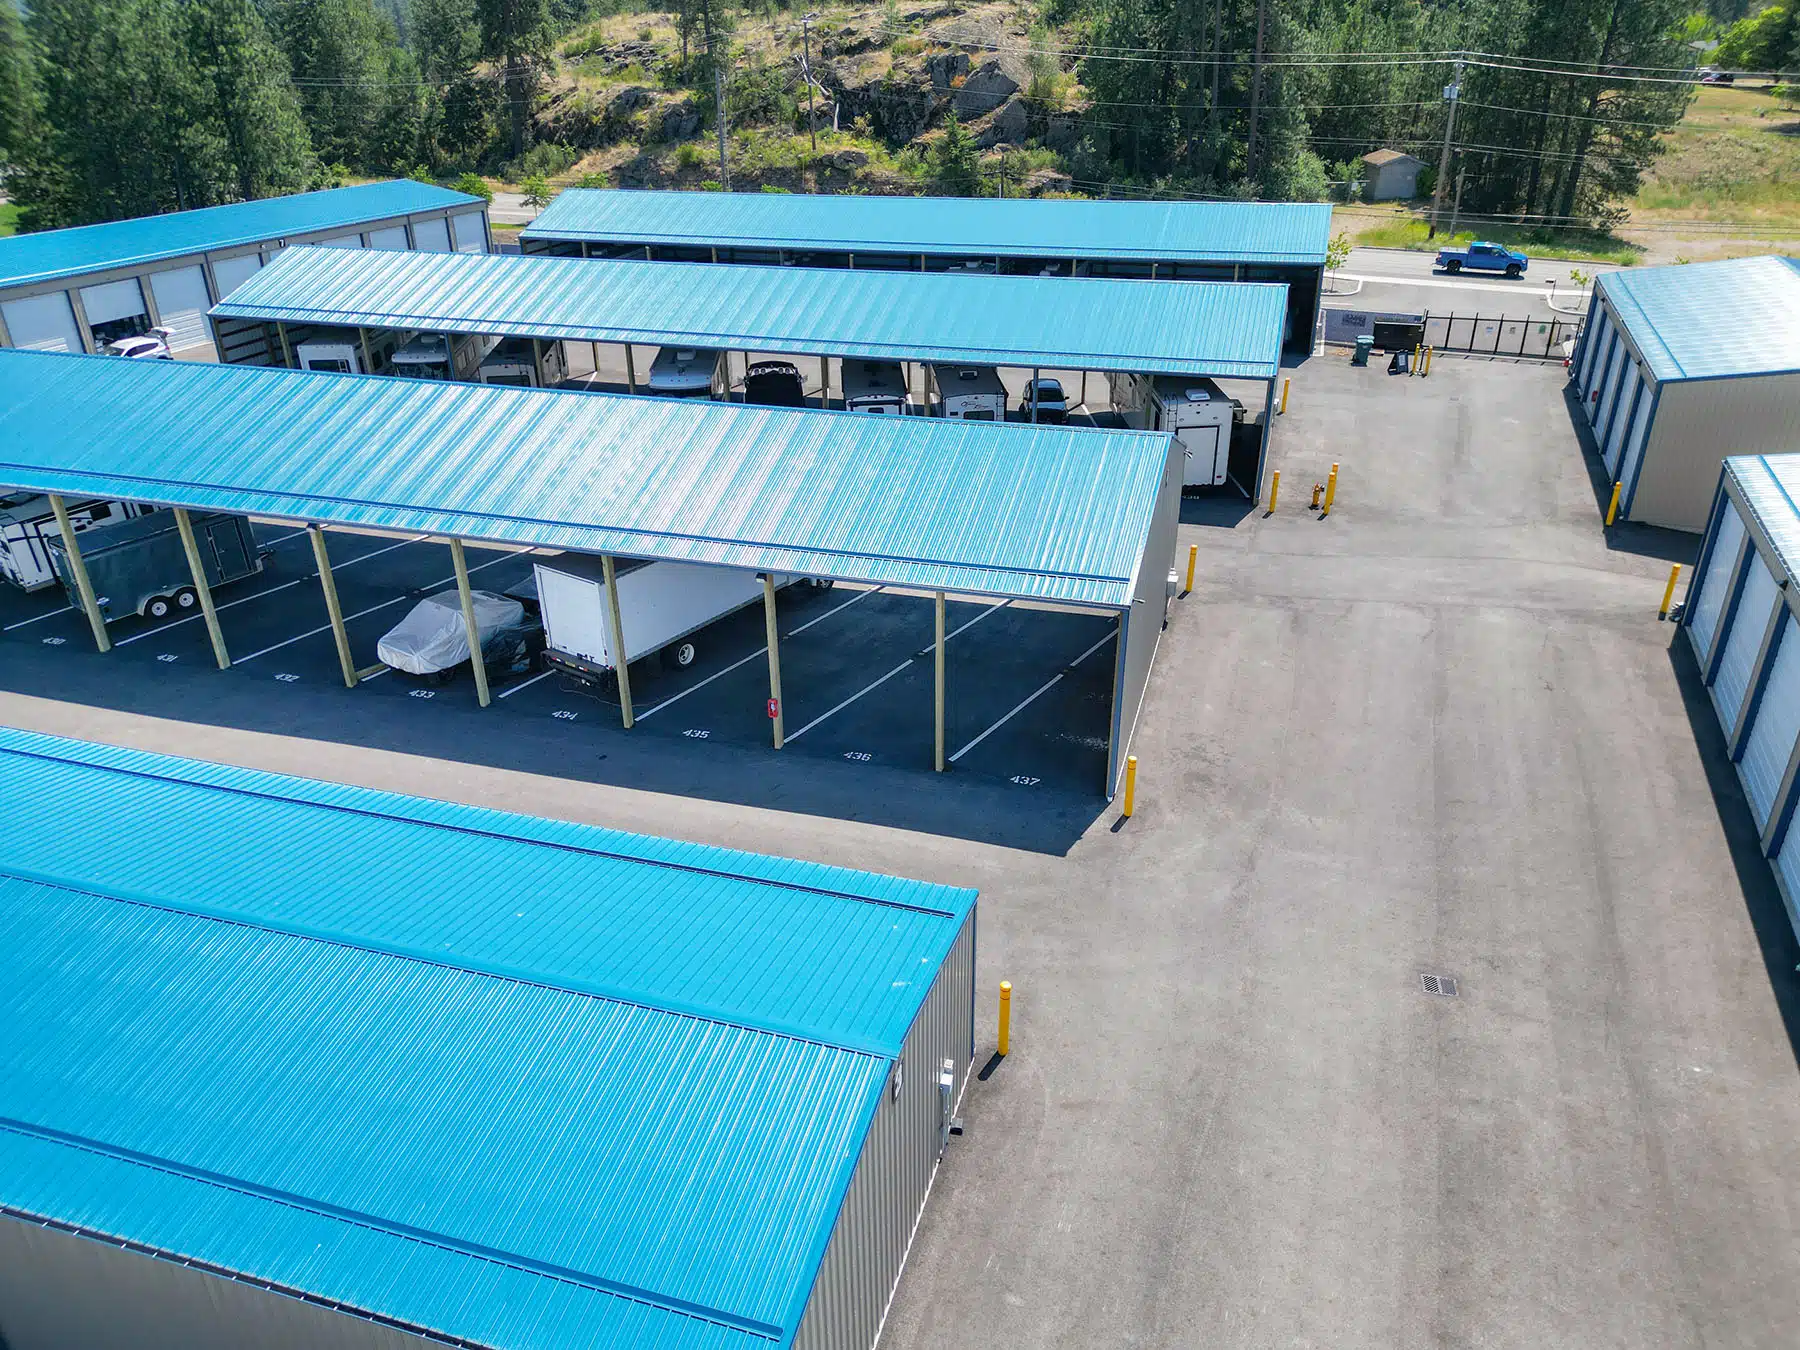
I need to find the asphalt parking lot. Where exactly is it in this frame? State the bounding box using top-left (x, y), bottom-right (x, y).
top-left (0, 525), bottom-right (1120, 796)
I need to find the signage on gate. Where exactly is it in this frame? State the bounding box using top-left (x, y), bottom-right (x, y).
top-left (767, 698), bottom-right (780, 719)
top-left (1321, 307), bottom-right (1425, 346)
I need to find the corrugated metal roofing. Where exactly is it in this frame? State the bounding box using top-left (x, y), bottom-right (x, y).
top-left (1726, 455), bottom-right (1800, 574)
top-left (212, 244), bottom-right (1289, 380)
top-left (0, 725), bottom-right (973, 1055)
top-left (0, 181), bottom-right (480, 291)
top-left (0, 725), bottom-right (974, 1349)
top-left (522, 188), bottom-right (1331, 267)
top-left (1596, 254), bottom-right (1800, 383)
top-left (0, 349), bottom-right (1170, 607)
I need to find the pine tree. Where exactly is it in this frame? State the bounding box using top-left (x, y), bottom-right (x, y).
top-left (0, 0), bottom-right (37, 170)
top-left (267, 0), bottom-right (400, 169)
top-left (185, 0), bottom-right (314, 200)
top-left (931, 111), bottom-right (982, 196)
top-left (475, 0), bottom-right (553, 159)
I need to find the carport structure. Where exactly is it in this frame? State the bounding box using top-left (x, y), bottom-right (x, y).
top-left (0, 350), bottom-right (1180, 796)
top-left (209, 243), bottom-right (1289, 499)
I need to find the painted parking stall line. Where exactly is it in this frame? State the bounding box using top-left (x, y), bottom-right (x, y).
top-left (949, 626), bottom-right (1118, 764)
top-left (784, 585), bottom-right (881, 639)
top-left (3, 605), bottom-right (74, 632)
top-left (496, 669), bottom-right (555, 700)
top-left (636, 645), bottom-right (770, 719)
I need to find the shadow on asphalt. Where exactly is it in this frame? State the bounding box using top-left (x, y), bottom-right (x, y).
top-left (1561, 383), bottom-right (1704, 566)
top-left (1667, 632), bottom-right (1800, 1071)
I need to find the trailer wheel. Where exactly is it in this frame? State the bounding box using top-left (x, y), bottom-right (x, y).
top-left (144, 595), bottom-right (173, 621)
top-left (173, 586), bottom-right (198, 612)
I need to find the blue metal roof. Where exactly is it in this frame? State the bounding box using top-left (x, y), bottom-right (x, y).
top-left (0, 350), bottom-right (1171, 607)
top-left (212, 244), bottom-right (1289, 380)
top-left (1726, 455), bottom-right (1800, 573)
top-left (0, 181), bottom-right (481, 292)
top-left (0, 726), bottom-right (974, 1349)
top-left (1597, 254), bottom-right (1800, 383)
top-left (523, 188), bottom-right (1331, 267)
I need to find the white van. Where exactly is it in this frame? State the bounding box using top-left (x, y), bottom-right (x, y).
top-left (646, 347), bottom-right (726, 399)
top-left (841, 359), bottom-right (912, 415)
top-left (0, 493), bottom-right (154, 592)
top-left (1107, 374), bottom-right (1242, 488)
top-left (478, 336), bottom-right (567, 388)
top-left (929, 365), bottom-right (1007, 421)
top-left (390, 332), bottom-right (501, 382)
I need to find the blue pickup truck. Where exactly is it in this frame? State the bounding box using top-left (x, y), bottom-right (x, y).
top-left (1435, 241), bottom-right (1529, 277)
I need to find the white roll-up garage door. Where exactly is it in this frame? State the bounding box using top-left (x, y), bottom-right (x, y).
top-left (1595, 335), bottom-right (1629, 435)
top-left (452, 211), bottom-right (486, 253)
top-left (1739, 613), bottom-right (1800, 827)
top-left (1777, 805), bottom-right (1800, 909)
top-left (2, 292), bottom-right (85, 352)
top-left (212, 253), bottom-right (263, 297)
top-left (1713, 552), bottom-right (1779, 734)
top-left (79, 278), bottom-right (148, 326)
top-left (1617, 384), bottom-right (1655, 509)
top-left (1578, 308), bottom-right (1611, 396)
top-left (412, 217), bottom-right (451, 252)
top-left (1689, 504), bottom-right (1746, 661)
top-left (1603, 366), bottom-right (1642, 476)
top-left (368, 225), bottom-right (409, 251)
top-left (316, 233), bottom-right (363, 249)
top-left (148, 266), bottom-right (213, 352)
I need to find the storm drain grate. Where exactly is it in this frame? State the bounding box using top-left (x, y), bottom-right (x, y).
top-left (1421, 973), bottom-right (1459, 998)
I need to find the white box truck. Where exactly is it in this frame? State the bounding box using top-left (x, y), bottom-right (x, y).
top-left (478, 336), bottom-right (567, 388)
top-left (1107, 374), bottom-right (1242, 488)
top-left (535, 554), bottom-right (812, 687)
top-left (841, 359), bottom-right (912, 415)
top-left (391, 331), bottom-right (501, 382)
top-left (646, 347), bottom-right (726, 399)
top-left (0, 493), bottom-right (155, 592)
top-left (928, 365), bottom-right (1008, 421)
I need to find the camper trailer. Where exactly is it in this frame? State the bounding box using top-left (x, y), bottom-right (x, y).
top-left (929, 365), bottom-right (1008, 421)
top-left (1107, 374), bottom-right (1243, 488)
top-left (0, 493), bottom-right (154, 592)
top-left (841, 360), bottom-right (912, 415)
top-left (294, 329), bottom-right (402, 375)
top-left (477, 337), bottom-right (568, 388)
top-left (646, 347), bottom-right (725, 399)
top-left (390, 331), bottom-right (501, 382)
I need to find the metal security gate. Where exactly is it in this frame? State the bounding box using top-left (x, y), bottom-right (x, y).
top-left (1421, 312), bottom-right (1582, 359)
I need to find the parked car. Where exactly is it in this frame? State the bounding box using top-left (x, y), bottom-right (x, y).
top-left (1018, 377), bottom-right (1069, 423)
top-left (107, 327), bottom-right (176, 360)
top-left (376, 588), bottom-right (543, 684)
top-left (1698, 67), bottom-right (1734, 85)
top-left (743, 360), bottom-right (808, 407)
top-left (1434, 241), bottom-right (1528, 277)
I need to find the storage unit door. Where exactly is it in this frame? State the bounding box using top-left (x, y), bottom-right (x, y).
top-left (1777, 806), bottom-right (1800, 913)
top-left (315, 233), bottom-right (363, 249)
top-left (1616, 383), bottom-right (1655, 510)
top-left (80, 278), bottom-right (147, 327)
top-left (452, 211), bottom-right (487, 252)
top-left (1739, 613), bottom-right (1800, 827)
top-left (1712, 552), bottom-right (1779, 736)
top-left (211, 253), bottom-right (263, 298)
top-left (147, 266), bottom-right (213, 352)
top-left (1688, 503), bottom-right (1746, 661)
top-left (1595, 336), bottom-right (1628, 436)
top-left (1602, 366), bottom-right (1642, 476)
top-left (1578, 308), bottom-right (1611, 395)
top-left (2, 292), bottom-right (84, 352)
top-left (367, 225), bottom-right (409, 251)
top-left (412, 217), bottom-right (452, 252)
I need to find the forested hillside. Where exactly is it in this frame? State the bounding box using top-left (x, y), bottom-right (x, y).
top-left (0, 0), bottom-right (1791, 240)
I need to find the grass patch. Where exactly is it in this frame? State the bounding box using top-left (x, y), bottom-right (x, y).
top-left (1340, 212), bottom-right (1644, 266)
top-left (1633, 85), bottom-right (1800, 226)
top-left (0, 203), bottom-right (18, 238)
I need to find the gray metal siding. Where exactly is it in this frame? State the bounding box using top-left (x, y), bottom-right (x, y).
top-left (792, 912), bottom-right (976, 1350)
top-left (1111, 436), bottom-right (1185, 794)
top-left (1626, 372), bottom-right (1800, 533)
top-left (0, 1216), bottom-right (441, 1350)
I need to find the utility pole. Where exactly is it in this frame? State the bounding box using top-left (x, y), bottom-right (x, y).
top-left (1429, 57), bottom-right (1463, 238)
top-left (801, 13), bottom-right (819, 153)
top-left (1448, 163), bottom-right (1467, 237)
top-left (1246, 0), bottom-right (1269, 180)
top-left (714, 50), bottom-right (730, 189)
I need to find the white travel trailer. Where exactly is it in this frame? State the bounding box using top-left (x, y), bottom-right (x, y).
top-left (928, 365), bottom-right (1008, 421)
top-left (294, 329), bottom-right (401, 375)
top-left (535, 554), bottom-right (815, 687)
top-left (390, 331), bottom-right (500, 382)
top-left (1107, 373), bottom-right (1241, 488)
top-left (477, 336), bottom-right (567, 388)
top-left (0, 493), bottom-right (154, 592)
top-left (841, 359), bottom-right (912, 415)
top-left (646, 346), bottom-right (726, 399)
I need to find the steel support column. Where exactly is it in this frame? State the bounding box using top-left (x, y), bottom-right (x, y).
top-left (449, 539), bottom-right (491, 708)
top-left (1031, 367), bottom-right (1040, 423)
top-left (48, 494), bottom-right (110, 652)
top-left (763, 574), bottom-right (785, 748)
top-left (624, 344), bottom-right (637, 393)
top-left (934, 590), bottom-right (947, 771)
top-left (601, 554), bottom-right (634, 727)
top-left (173, 507), bottom-right (230, 670)
top-left (309, 525), bottom-right (358, 688)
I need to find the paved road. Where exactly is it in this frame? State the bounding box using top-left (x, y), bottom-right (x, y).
top-left (1329, 247), bottom-right (1599, 326)
top-left (487, 191), bottom-right (534, 226)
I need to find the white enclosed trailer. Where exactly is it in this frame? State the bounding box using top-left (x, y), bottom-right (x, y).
top-left (928, 365), bottom-right (1007, 421)
top-left (535, 554), bottom-right (806, 685)
top-left (1107, 373), bottom-right (1240, 488)
top-left (478, 336), bottom-right (567, 388)
top-left (0, 493), bottom-right (154, 592)
top-left (841, 359), bottom-right (912, 414)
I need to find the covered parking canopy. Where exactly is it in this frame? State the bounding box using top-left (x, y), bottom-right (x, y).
top-left (0, 350), bottom-right (1181, 795)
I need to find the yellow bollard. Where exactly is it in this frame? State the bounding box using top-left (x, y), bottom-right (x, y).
top-left (1185, 543), bottom-right (1197, 593)
top-left (1123, 755), bottom-right (1138, 817)
top-left (1412, 344), bottom-right (1421, 376)
top-left (1323, 462), bottom-right (1339, 516)
top-left (1659, 563), bottom-right (1683, 620)
top-left (1279, 377), bottom-right (1290, 415)
top-left (1269, 470), bottom-right (1280, 513)
top-left (998, 981), bottom-right (1012, 1056)
top-left (1423, 346), bottom-right (1434, 376)
top-left (1605, 481), bottom-right (1622, 526)
top-left (1310, 481), bottom-right (1323, 511)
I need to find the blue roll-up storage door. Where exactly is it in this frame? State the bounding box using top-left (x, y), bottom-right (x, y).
top-left (1688, 504), bottom-right (1746, 662)
top-left (1740, 613), bottom-right (1800, 826)
top-left (1713, 552), bottom-right (1778, 735)
top-left (1777, 811), bottom-right (1800, 910)
top-left (1603, 364), bottom-right (1641, 476)
top-left (1579, 308), bottom-right (1610, 397)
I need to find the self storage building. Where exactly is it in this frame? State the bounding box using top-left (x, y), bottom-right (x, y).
top-left (1570, 254), bottom-right (1800, 533)
top-left (1682, 454), bottom-right (1800, 942)
top-left (0, 181), bottom-right (490, 360)
top-left (0, 725), bottom-right (977, 1350)
top-left (519, 188), bottom-right (1331, 356)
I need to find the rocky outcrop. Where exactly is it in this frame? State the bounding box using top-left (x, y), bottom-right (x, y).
top-left (952, 54), bottom-right (1031, 117)
top-left (658, 99), bottom-right (701, 143)
top-left (538, 84), bottom-right (656, 148)
top-left (926, 50), bottom-right (970, 91)
top-left (830, 72), bottom-right (938, 145)
top-left (976, 94), bottom-right (1029, 147)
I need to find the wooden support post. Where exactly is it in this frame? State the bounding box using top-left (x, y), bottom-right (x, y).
top-left (173, 507), bottom-right (230, 670)
top-left (309, 525), bottom-right (358, 688)
top-left (358, 326), bottom-right (374, 374)
top-left (275, 321), bottom-right (294, 368)
top-left (48, 494), bottom-right (110, 653)
top-left (601, 554), bottom-right (634, 727)
top-left (821, 354), bottom-right (830, 409)
top-left (763, 573), bottom-right (785, 748)
top-left (934, 590), bottom-right (947, 771)
top-left (449, 539), bottom-right (491, 708)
